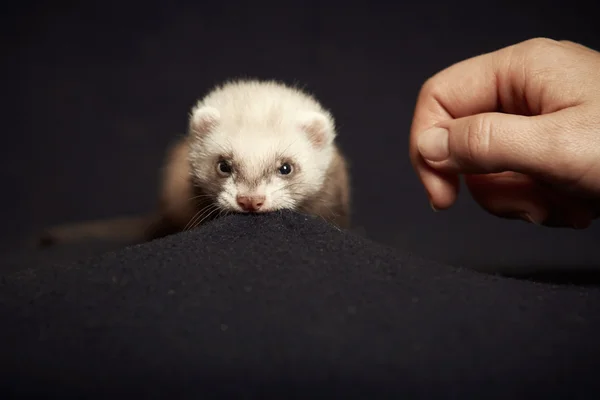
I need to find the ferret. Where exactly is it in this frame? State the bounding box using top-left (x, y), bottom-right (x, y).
top-left (39, 79), bottom-right (351, 246)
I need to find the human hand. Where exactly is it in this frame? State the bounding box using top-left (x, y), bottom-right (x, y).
top-left (409, 38), bottom-right (600, 228)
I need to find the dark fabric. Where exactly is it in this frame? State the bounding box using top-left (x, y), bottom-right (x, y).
top-left (2, 211), bottom-right (600, 398)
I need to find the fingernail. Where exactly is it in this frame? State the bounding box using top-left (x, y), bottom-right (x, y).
top-left (521, 213), bottom-right (539, 225)
top-left (418, 127), bottom-right (449, 162)
top-left (430, 201), bottom-right (439, 212)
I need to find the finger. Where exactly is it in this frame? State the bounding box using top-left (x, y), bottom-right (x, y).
top-left (408, 37), bottom-right (589, 210)
top-left (559, 39), bottom-right (598, 54)
top-left (417, 111), bottom-right (564, 177)
top-left (464, 172), bottom-right (550, 224)
top-left (465, 173), bottom-right (597, 229)
top-left (409, 40), bottom-right (522, 209)
top-left (410, 147), bottom-right (460, 210)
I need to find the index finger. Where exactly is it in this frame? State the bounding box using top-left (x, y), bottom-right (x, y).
top-left (409, 41), bottom-right (520, 209)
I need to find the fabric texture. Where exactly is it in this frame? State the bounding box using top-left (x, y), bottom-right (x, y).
top-left (2, 211), bottom-right (599, 398)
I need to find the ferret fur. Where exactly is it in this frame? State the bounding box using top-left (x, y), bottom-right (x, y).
top-left (39, 79), bottom-right (351, 246)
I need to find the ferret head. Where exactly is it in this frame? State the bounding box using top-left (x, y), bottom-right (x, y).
top-left (187, 99), bottom-right (337, 214)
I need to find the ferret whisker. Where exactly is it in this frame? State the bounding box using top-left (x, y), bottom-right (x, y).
top-left (188, 193), bottom-right (216, 202)
top-left (188, 204), bottom-right (219, 231)
top-left (270, 183), bottom-right (305, 196)
top-left (276, 138), bottom-right (300, 160)
top-left (184, 204), bottom-right (218, 231)
top-left (297, 204), bottom-right (341, 231)
top-left (172, 172), bottom-right (190, 184)
top-left (270, 181), bottom-right (324, 196)
top-left (190, 205), bottom-right (222, 230)
top-left (183, 210), bottom-right (203, 232)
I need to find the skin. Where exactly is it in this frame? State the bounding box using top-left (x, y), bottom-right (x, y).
top-left (409, 38), bottom-right (600, 228)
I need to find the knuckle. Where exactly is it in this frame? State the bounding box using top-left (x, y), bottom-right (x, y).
top-left (522, 37), bottom-right (560, 53)
top-left (559, 39), bottom-right (576, 46)
top-left (516, 37), bottom-right (567, 90)
top-left (463, 115), bottom-right (493, 165)
top-left (533, 116), bottom-right (576, 177)
top-left (419, 76), bottom-right (439, 99)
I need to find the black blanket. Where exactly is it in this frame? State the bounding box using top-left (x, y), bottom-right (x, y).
top-left (2, 211), bottom-right (599, 398)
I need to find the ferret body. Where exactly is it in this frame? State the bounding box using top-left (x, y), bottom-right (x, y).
top-left (40, 79), bottom-right (351, 246)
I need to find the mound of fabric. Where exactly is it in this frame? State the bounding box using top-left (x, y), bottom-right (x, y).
top-left (2, 211), bottom-right (600, 398)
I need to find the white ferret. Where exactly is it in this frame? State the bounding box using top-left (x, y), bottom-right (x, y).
top-left (40, 79), bottom-right (351, 245)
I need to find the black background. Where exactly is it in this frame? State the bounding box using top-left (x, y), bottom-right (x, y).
top-left (2, 0), bottom-right (599, 274)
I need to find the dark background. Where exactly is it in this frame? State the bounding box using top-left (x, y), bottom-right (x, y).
top-left (2, 0), bottom-right (599, 275)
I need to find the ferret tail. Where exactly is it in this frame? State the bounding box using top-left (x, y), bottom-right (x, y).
top-left (37, 213), bottom-right (170, 247)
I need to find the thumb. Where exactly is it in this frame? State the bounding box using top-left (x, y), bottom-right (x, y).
top-left (416, 112), bottom-right (557, 176)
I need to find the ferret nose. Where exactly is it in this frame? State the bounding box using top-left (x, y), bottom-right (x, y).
top-left (236, 195), bottom-right (265, 212)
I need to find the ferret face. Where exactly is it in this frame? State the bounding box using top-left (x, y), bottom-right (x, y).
top-left (187, 104), bottom-right (336, 214)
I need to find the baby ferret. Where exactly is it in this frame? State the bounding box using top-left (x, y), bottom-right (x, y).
top-left (40, 79), bottom-right (351, 246)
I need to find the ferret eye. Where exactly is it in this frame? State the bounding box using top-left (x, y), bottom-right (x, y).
top-left (278, 163), bottom-right (293, 175)
top-left (217, 160), bottom-right (232, 175)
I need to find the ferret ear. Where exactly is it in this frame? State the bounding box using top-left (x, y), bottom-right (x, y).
top-left (297, 111), bottom-right (335, 149)
top-left (189, 106), bottom-right (220, 137)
